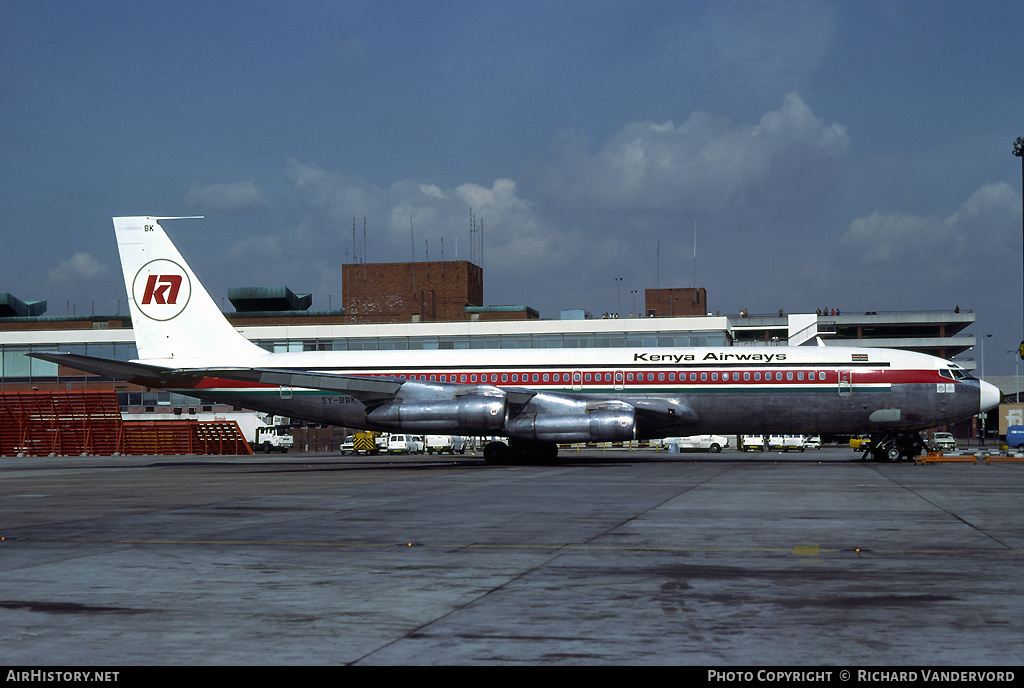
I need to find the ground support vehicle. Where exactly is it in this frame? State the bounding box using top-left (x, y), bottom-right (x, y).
top-left (663, 435), bottom-right (729, 453)
top-left (231, 415), bottom-right (293, 453)
top-left (252, 424), bottom-right (292, 453)
top-left (1007, 426), bottom-right (1024, 451)
top-left (426, 435), bottom-right (466, 454)
top-left (350, 431), bottom-right (380, 455)
top-left (857, 432), bottom-right (927, 462)
top-left (742, 435), bottom-right (766, 451)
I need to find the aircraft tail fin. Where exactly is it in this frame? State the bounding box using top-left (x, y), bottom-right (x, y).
top-left (113, 216), bottom-right (265, 363)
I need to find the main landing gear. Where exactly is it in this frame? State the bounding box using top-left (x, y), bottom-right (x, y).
top-left (483, 439), bottom-right (559, 464)
top-left (863, 432), bottom-right (926, 462)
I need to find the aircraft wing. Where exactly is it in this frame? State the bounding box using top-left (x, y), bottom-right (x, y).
top-left (197, 367), bottom-right (405, 398)
top-left (194, 367), bottom-right (543, 409)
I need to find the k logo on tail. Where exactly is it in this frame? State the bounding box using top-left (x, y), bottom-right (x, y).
top-left (132, 259), bottom-right (191, 321)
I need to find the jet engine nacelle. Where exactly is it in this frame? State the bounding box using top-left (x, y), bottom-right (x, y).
top-left (505, 408), bottom-right (636, 443)
top-left (365, 395), bottom-right (506, 433)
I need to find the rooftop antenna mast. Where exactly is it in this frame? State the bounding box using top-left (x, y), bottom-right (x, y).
top-left (693, 219), bottom-right (698, 305)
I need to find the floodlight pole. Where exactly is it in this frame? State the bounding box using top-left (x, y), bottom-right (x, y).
top-left (1015, 137), bottom-right (1024, 358)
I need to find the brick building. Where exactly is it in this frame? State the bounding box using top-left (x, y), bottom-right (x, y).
top-left (342, 260), bottom-right (486, 323)
top-left (644, 288), bottom-right (707, 317)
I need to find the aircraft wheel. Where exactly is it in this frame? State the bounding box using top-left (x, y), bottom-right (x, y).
top-left (484, 441), bottom-right (510, 464)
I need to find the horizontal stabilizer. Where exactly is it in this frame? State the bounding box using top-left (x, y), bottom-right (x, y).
top-left (29, 353), bottom-right (202, 387)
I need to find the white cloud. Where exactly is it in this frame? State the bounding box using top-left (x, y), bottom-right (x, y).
top-left (541, 92), bottom-right (849, 222)
top-left (840, 182), bottom-right (1020, 265)
top-left (47, 252), bottom-right (107, 283)
top-left (185, 181), bottom-right (268, 212)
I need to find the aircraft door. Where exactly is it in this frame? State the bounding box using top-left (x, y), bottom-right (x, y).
top-left (279, 385), bottom-right (294, 400)
top-left (614, 370), bottom-right (624, 390)
top-left (572, 371), bottom-right (583, 391)
top-left (838, 371), bottom-right (852, 397)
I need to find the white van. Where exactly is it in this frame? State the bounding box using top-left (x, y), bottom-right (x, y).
top-left (387, 434), bottom-right (424, 454)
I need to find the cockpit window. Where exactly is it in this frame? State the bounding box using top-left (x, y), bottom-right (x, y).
top-left (940, 367), bottom-right (968, 380)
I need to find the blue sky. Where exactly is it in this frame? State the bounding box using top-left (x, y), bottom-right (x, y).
top-left (2, 0), bottom-right (1023, 374)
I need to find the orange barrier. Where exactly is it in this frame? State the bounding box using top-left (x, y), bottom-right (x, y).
top-left (915, 452), bottom-right (977, 464)
top-left (121, 420), bottom-right (252, 456)
top-left (0, 391), bottom-right (251, 456)
top-left (0, 390), bottom-right (122, 456)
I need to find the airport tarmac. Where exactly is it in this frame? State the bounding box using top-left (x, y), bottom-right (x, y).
top-left (1, 447), bottom-right (1022, 666)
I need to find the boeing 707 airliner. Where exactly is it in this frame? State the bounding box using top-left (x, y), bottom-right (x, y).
top-left (32, 217), bottom-right (1001, 463)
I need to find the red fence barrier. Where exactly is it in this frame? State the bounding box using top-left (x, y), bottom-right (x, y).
top-left (0, 391), bottom-right (252, 456)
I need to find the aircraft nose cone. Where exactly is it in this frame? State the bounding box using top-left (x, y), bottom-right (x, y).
top-left (980, 380), bottom-right (1001, 412)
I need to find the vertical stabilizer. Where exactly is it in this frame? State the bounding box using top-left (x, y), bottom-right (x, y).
top-left (113, 216), bottom-right (265, 363)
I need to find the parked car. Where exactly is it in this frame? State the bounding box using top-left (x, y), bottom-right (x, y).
top-left (803, 435), bottom-right (821, 449)
top-left (664, 435), bottom-right (729, 453)
top-left (929, 432), bottom-right (956, 452)
top-left (850, 435), bottom-right (872, 452)
top-left (741, 435), bottom-right (766, 451)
